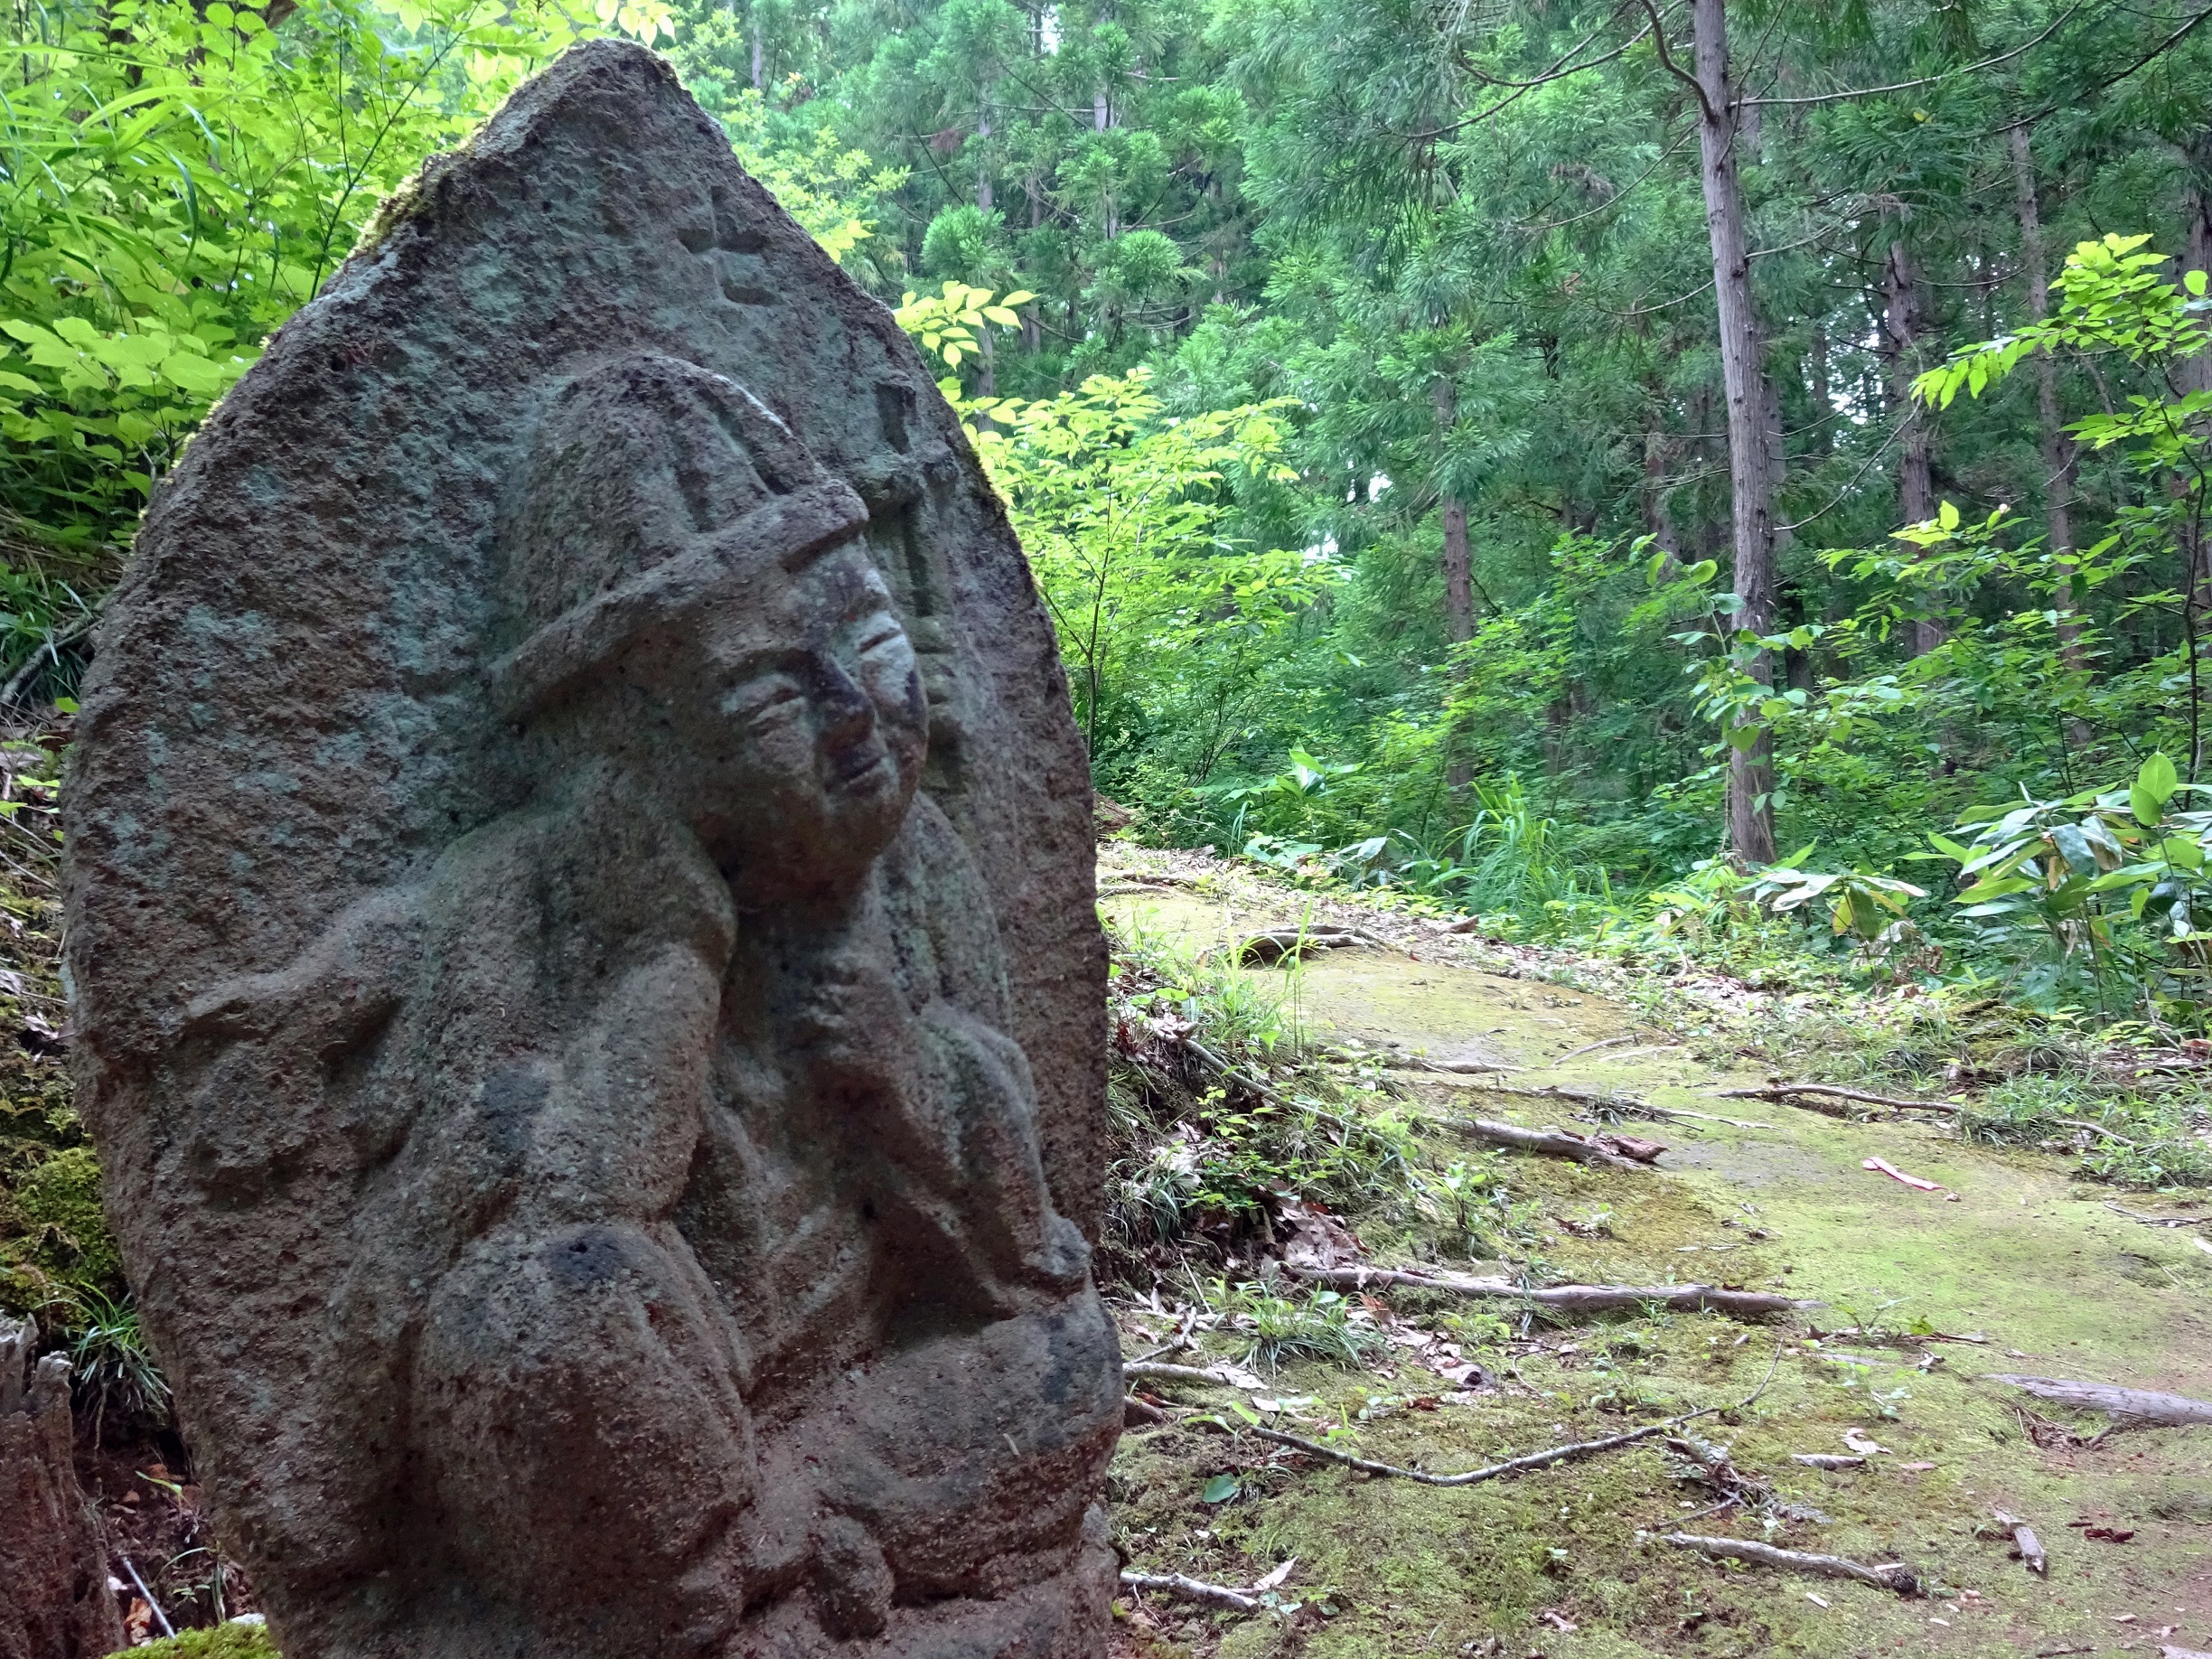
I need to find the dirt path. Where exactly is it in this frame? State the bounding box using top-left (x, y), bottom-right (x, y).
top-left (1102, 858), bottom-right (2212, 1659)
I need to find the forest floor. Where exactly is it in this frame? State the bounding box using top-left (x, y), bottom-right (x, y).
top-left (1097, 846), bottom-right (2212, 1659)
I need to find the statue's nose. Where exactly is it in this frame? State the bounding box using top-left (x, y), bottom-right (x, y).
top-left (811, 656), bottom-right (875, 743)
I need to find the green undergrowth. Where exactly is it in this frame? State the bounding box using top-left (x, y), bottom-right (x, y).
top-left (1704, 988), bottom-right (2212, 1190)
top-left (0, 737), bottom-right (125, 1319)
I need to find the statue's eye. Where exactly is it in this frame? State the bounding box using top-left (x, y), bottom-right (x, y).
top-left (727, 674), bottom-right (804, 722)
top-left (857, 618), bottom-right (906, 655)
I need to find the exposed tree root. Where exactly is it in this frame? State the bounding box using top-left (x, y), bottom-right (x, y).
top-left (1439, 1116), bottom-right (1649, 1170)
top-left (1982, 1373), bottom-right (2212, 1425)
top-left (1282, 1263), bottom-right (1805, 1319)
top-left (1714, 1082), bottom-right (1956, 1114)
top-left (1118, 1571), bottom-right (1260, 1613)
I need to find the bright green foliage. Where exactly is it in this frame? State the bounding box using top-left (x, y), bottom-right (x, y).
top-left (0, 0), bottom-right (674, 697)
top-left (1923, 752), bottom-right (2212, 1017)
top-left (902, 298), bottom-right (1317, 774)
top-left (711, 90), bottom-right (904, 265)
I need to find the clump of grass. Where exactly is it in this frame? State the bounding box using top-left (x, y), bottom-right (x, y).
top-left (1202, 1278), bottom-right (1388, 1375)
top-left (1102, 921), bottom-right (1426, 1278)
top-left (1420, 1158), bottom-right (1543, 1261)
top-left (63, 1282), bottom-right (170, 1442)
top-left (1956, 1073), bottom-right (2212, 1188)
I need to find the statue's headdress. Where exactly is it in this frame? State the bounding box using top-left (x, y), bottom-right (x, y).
top-left (492, 351), bottom-right (869, 719)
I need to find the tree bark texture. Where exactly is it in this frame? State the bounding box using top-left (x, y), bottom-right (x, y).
top-left (1692, 0), bottom-right (1776, 864)
top-left (1, 1320), bottom-right (127, 1659)
top-left (1881, 237), bottom-right (1945, 655)
top-left (1436, 376), bottom-right (1476, 647)
top-left (2010, 126), bottom-right (2082, 670)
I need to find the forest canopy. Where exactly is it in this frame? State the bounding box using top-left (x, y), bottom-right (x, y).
top-left (10, 0), bottom-right (2212, 1018)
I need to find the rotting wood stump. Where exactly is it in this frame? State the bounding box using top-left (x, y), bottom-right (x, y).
top-left (0, 1318), bottom-right (126, 1659)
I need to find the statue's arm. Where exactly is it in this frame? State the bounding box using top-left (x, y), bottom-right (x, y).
top-left (179, 886), bottom-right (425, 1049)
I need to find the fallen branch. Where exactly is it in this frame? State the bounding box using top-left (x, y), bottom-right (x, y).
top-left (1554, 1035), bottom-right (1641, 1064)
top-left (1233, 1351), bottom-right (1782, 1490)
top-left (1645, 1532), bottom-right (1917, 1594)
top-left (1119, 1571), bottom-right (1260, 1614)
top-left (1439, 1117), bottom-right (1646, 1171)
top-left (1645, 1104), bottom-right (1776, 1129)
top-left (1790, 1453), bottom-right (1865, 1469)
top-left (1715, 1082), bottom-right (1956, 1114)
top-left (2104, 1202), bottom-right (2211, 1229)
top-left (2053, 1117), bottom-right (2137, 1147)
top-left (1247, 1415), bottom-right (1687, 1487)
top-left (1992, 1508), bottom-right (2048, 1576)
top-left (1282, 1262), bottom-right (1804, 1319)
top-left (1982, 1374), bottom-right (2212, 1426)
top-left (1125, 1361), bottom-right (1260, 1389)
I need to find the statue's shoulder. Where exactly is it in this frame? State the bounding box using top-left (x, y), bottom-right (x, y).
top-left (879, 792), bottom-right (1011, 1018)
top-left (428, 781), bottom-right (736, 971)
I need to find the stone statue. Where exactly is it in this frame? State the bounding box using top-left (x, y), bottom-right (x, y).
top-left (64, 42), bottom-right (1118, 1659)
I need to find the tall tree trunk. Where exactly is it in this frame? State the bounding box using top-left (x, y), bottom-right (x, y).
top-left (1806, 322), bottom-right (1834, 459)
top-left (750, 18), bottom-right (764, 89)
top-left (1641, 423), bottom-right (1679, 563)
top-left (2180, 161), bottom-right (2212, 398)
top-left (1692, 0), bottom-right (1776, 864)
top-left (2010, 125), bottom-right (2082, 670)
top-left (1436, 376), bottom-right (1475, 790)
top-left (1436, 377), bottom-right (1475, 646)
top-left (977, 88), bottom-right (994, 212)
top-left (1881, 236), bottom-right (1944, 654)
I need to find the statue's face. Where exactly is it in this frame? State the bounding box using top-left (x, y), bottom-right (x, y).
top-left (648, 540), bottom-right (927, 888)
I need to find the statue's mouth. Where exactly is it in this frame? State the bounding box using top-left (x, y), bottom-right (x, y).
top-left (827, 743), bottom-right (887, 792)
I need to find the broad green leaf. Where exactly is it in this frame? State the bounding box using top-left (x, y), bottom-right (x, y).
top-left (2132, 753), bottom-right (2180, 826)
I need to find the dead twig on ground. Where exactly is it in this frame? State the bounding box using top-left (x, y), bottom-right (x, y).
top-left (1438, 1117), bottom-right (1648, 1171)
top-left (1245, 1415), bottom-right (1690, 1487)
top-left (1553, 1035), bottom-right (1641, 1063)
top-left (118, 1555), bottom-right (174, 1639)
top-left (1992, 1508), bottom-right (2048, 1576)
top-left (1125, 1361), bottom-right (1260, 1388)
top-left (1118, 1571), bottom-right (1260, 1613)
top-left (2104, 1202), bottom-right (2210, 1228)
top-left (1643, 1104), bottom-right (1776, 1129)
top-left (1645, 1532), bottom-right (1918, 1593)
top-left (1982, 1373), bottom-right (2212, 1425)
top-left (2053, 1118), bottom-right (2136, 1147)
top-left (1232, 1348), bottom-right (1782, 1490)
top-left (1714, 1082), bottom-right (1956, 1114)
top-left (1282, 1262), bottom-right (1805, 1319)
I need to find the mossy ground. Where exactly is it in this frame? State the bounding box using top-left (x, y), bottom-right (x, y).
top-left (1101, 850), bottom-right (2212, 1659)
top-left (113, 1623), bottom-right (279, 1659)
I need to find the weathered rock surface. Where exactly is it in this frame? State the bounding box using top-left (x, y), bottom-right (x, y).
top-left (0, 1320), bottom-right (127, 1659)
top-left (64, 40), bottom-right (1117, 1659)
